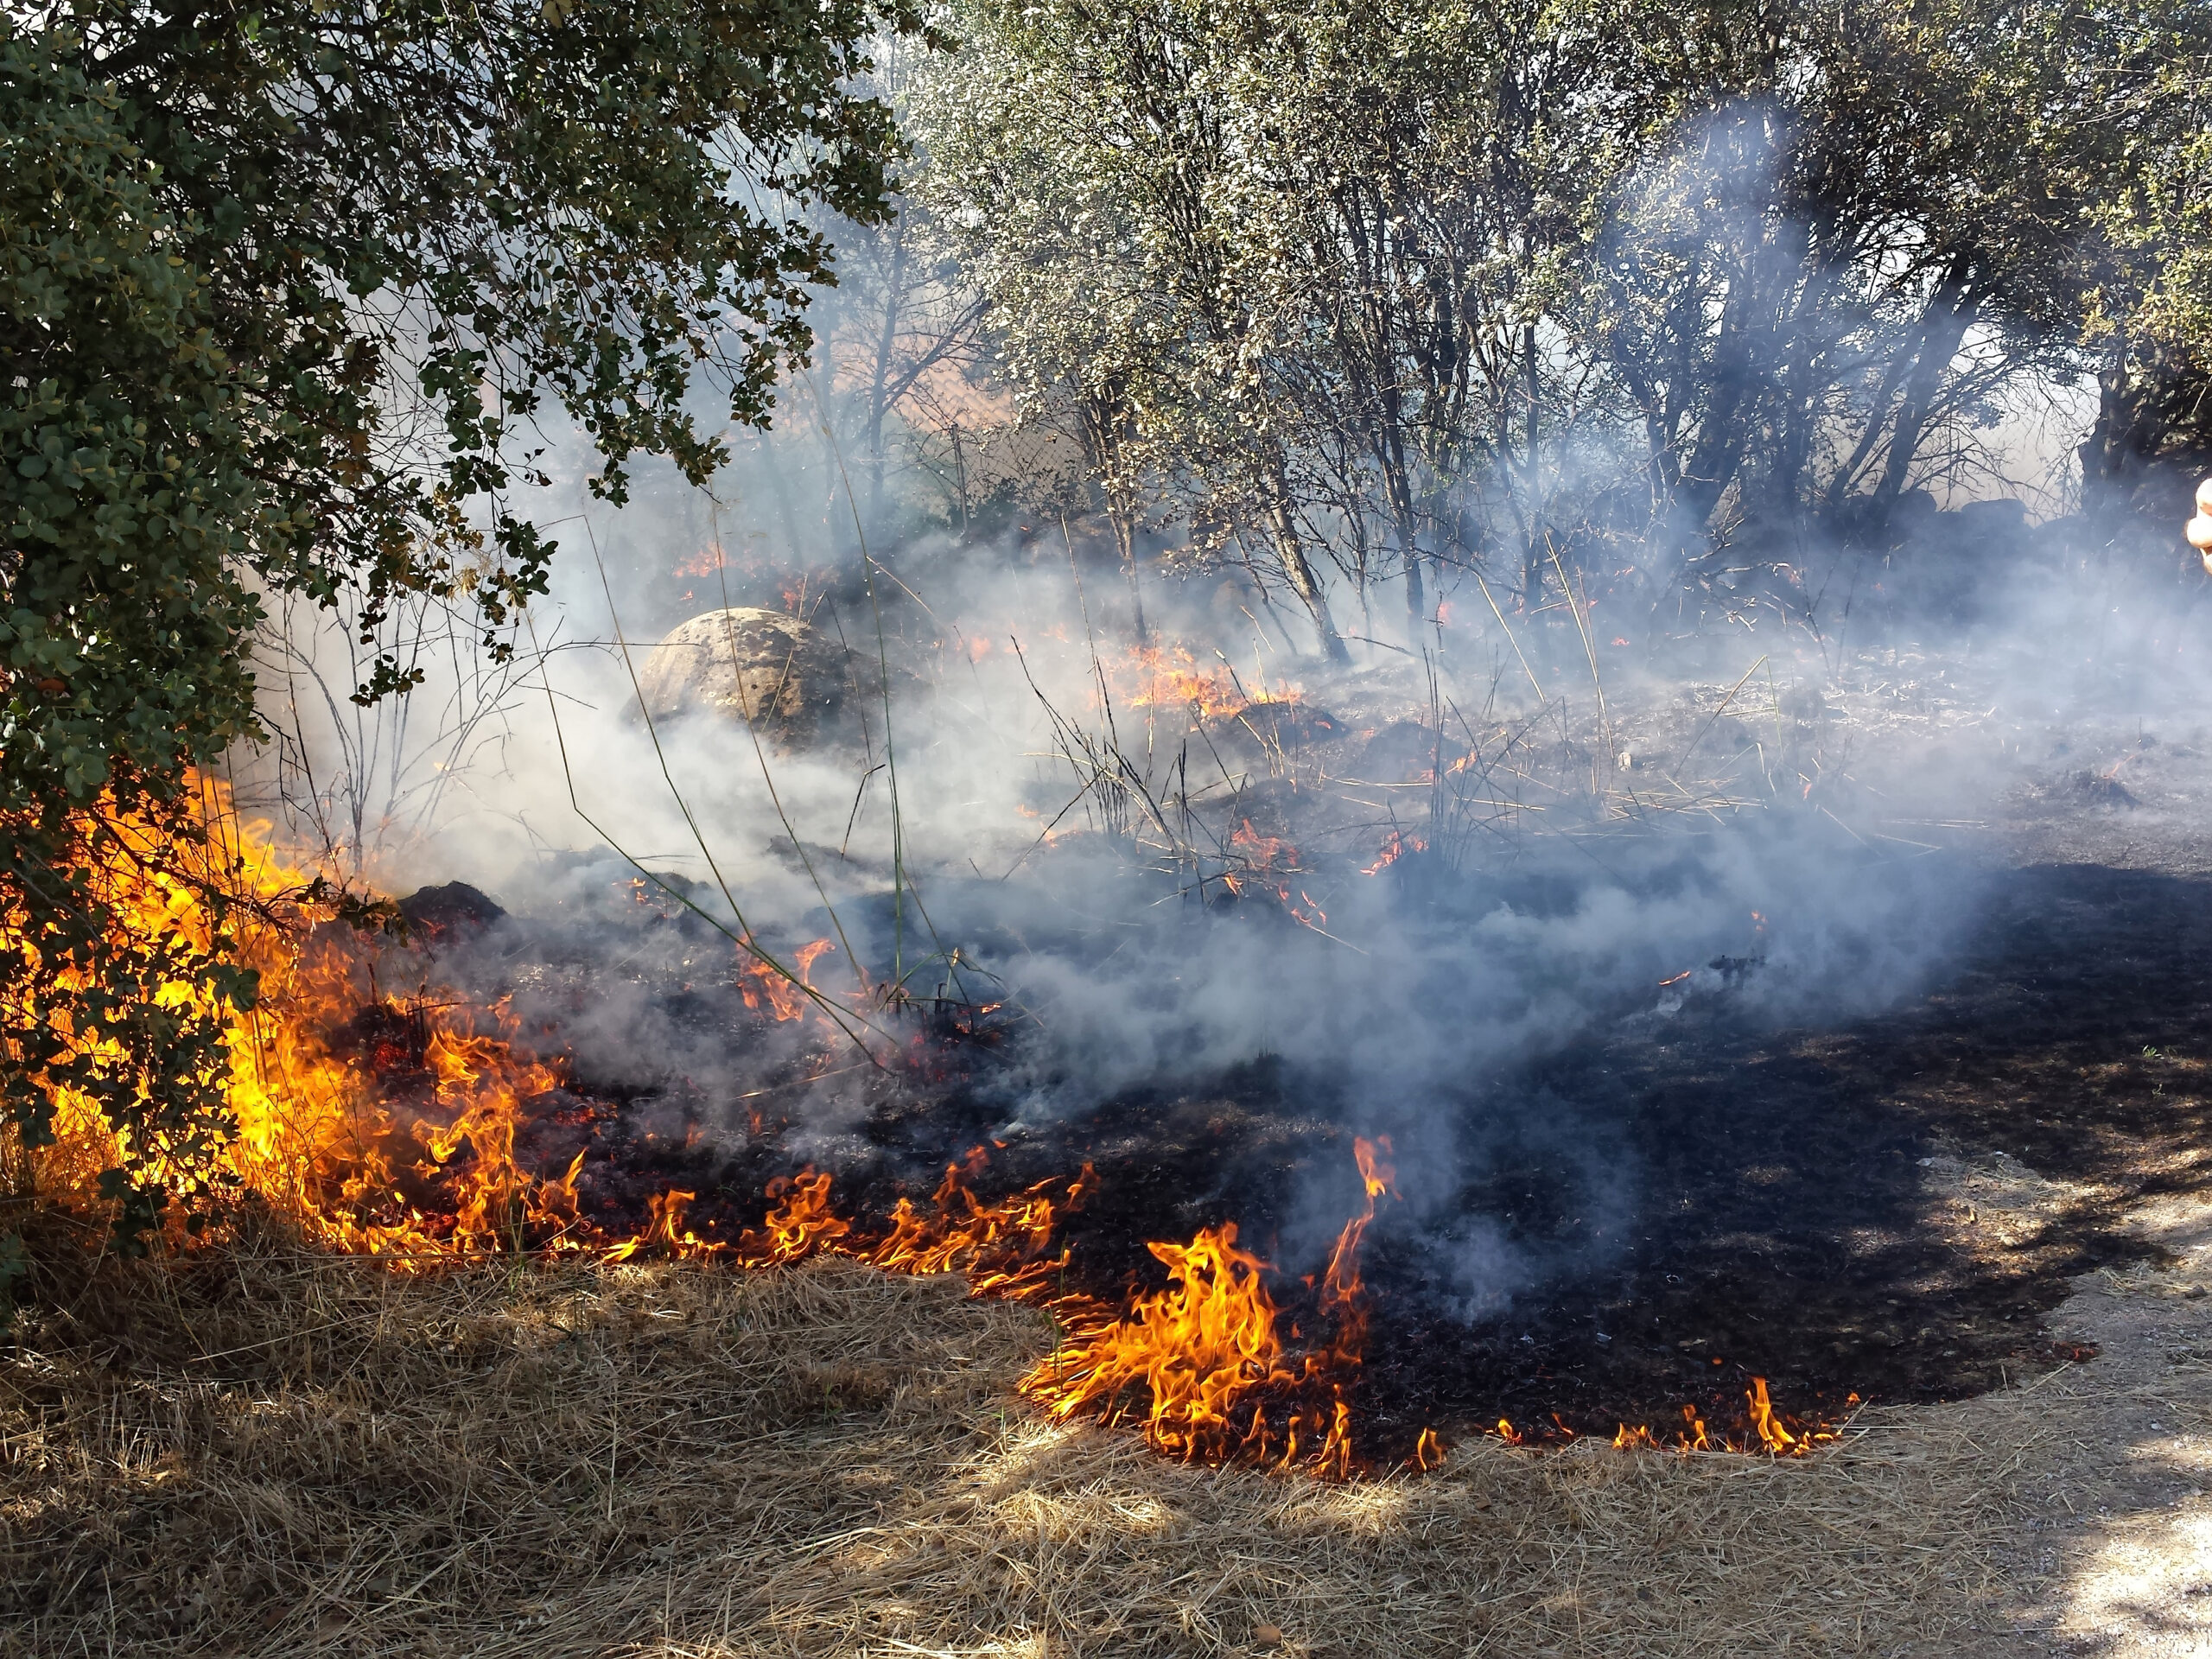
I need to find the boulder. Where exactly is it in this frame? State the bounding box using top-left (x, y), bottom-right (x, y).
top-left (635, 607), bottom-right (846, 744)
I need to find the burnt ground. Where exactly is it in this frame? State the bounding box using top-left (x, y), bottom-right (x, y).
top-left (376, 662), bottom-right (2212, 1462)
top-left (846, 859), bottom-right (2212, 1453)
top-left (1374, 857), bottom-right (2212, 1442)
top-left (847, 686), bottom-right (2212, 1453)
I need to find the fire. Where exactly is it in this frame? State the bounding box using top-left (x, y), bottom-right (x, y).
top-left (1318, 1135), bottom-right (1395, 1353)
top-left (16, 788), bottom-right (1851, 1478)
top-left (738, 937), bottom-right (837, 1022)
top-left (1221, 821), bottom-right (1332, 931)
top-left (7, 782), bottom-right (578, 1259)
top-left (1361, 830), bottom-right (1427, 874)
top-left (604, 1188), bottom-right (713, 1263)
top-left (1229, 819), bottom-right (1296, 870)
top-left (1746, 1376), bottom-right (1808, 1454)
top-left (1414, 1426), bottom-right (1446, 1469)
top-left (1592, 1387), bottom-right (1848, 1456)
top-left (738, 1171), bottom-right (851, 1264)
top-left (1017, 1136), bottom-right (1398, 1475)
top-left (869, 1151), bottom-right (1087, 1297)
top-left (1023, 1222), bottom-right (1294, 1459)
top-left (1109, 643), bottom-right (1297, 721)
top-left (672, 544), bottom-right (728, 578)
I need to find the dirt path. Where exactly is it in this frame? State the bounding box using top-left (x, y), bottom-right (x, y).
top-left (1950, 1179), bottom-right (2212, 1655)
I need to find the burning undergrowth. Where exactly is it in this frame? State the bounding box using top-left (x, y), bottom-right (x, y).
top-left (38, 550), bottom-right (2100, 1478)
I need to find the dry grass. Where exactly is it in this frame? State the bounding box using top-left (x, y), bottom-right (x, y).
top-left (3, 1226), bottom-right (2021, 1658)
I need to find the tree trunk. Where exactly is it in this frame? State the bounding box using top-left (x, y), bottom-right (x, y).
top-left (1873, 258), bottom-right (1978, 512)
top-left (863, 219), bottom-right (909, 530)
top-left (1262, 458), bottom-right (1347, 663)
top-left (1402, 528), bottom-right (1426, 630)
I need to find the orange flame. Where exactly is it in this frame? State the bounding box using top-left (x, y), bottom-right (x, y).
top-left (19, 789), bottom-right (1848, 1478)
top-left (672, 544), bottom-right (728, 579)
top-left (1747, 1376), bottom-right (1798, 1453)
top-left (1361, 831), bottom-right (1427, 874)
top-left (737, 1170), bottom-right (851, 1265)
top-left (737, 938), bottom-right (836, 1022)
top-left (1021, 1220), bottom-right (1295, 1460)
top-left (1016, 1136), bottom-right (1401, 1475)
top-left (1229, 819), bottom-right (1296, 870)
top-left (1109, 644), bottom-right (1281, 720)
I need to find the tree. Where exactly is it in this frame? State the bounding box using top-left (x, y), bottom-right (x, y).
top-left (918, 0), bottom-right (1361, 660)
top-left (2073, 21), bottom-right (2212, 512)
top-left (923, 0), bottom-right (2212, 645)
top-left (1, 0), bottom-right (919, 1239)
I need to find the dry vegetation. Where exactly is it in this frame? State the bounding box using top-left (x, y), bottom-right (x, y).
top-left (4, 1210), bottom-right (2028, 1659)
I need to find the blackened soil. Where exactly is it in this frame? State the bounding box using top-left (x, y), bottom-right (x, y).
top-left (1361, 860), bottom-right (2212, 1444)
top-left (857, 861), bottom-right (2212, 1452)
top-left (439, 855), bottom-right (2212, 1458)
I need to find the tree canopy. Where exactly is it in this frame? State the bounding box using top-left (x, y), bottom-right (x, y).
top-left (916, 0), bottom-right (2212, 645)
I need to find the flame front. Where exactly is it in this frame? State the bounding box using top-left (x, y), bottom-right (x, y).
top-left (1109, 643), bottom-right (1296, 721)
top-left (11, 788), bottom-right (1849, 1477)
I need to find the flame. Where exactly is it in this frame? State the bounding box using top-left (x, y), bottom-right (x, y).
top-left (1020, 1221), bottom-right (1298, 1460)
top-left (1361, 831), bottom-right (1427, 874)
top-left (1592, 1385), bottom-right (1849, 1455)
top-left (1105, 642), bottom-right (1300, 721)
top-left (868, 1152), bottom-right (1088, 1297)
top-left (672, 544), bottom-right (728, 578)
top-left (737, 938), bottom-right (836, 1022)
top-left (16, 789), bottom-right (1847, 1478)
top-left (1318, 1135), bottom-right (1395, 1356)
top-left (1017, 1136), bottom-right (1398, 1475)
top-left (1746, 1376), bottom-right (1799, 1453)
top-left (1220, 822), bottom-right (1332, 932)
top-left (738, 1170), bottom-right (851, 1264)
top-left (1229, 819), bottom-right (1295, 869)
top-left (1413, 1426), bottom-right (1446, 1470)
top-left (604, 1188), bottom-right (716, 1263)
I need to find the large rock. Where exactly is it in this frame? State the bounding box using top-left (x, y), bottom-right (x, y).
top-left (635, 607), bottom-right (846, 745)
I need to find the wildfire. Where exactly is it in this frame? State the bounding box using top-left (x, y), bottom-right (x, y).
top-left (1362, 830), bottom-right (1427, 874)
top-left (738, 1171), bottom-right (851, 1264)
top-left (15, 787), bottom-right (1853, 1478)
top-left (869, 1151), bottom-right (1087, 1298)
top-left (738, 937), bottom-right (837, 1022)
top-left (1219, 820), bottom-right (1332, 931)
top-left (1109, 643), bottom-right (1296, 721)
top-left (672, 544), bottom-right (728, 579)
top-left (1018, 1136), bottom-right (1398, 1476)
top-left (1594, 1386), bottom-right (1853, 1456)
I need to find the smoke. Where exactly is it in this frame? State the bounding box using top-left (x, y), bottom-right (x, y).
top-left (229, 112), bottom-right (2212, 1337)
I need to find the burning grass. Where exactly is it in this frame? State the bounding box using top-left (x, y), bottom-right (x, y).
top-left (0, 1218), bottom-right (2016, 1659)
top-left (13, 778), bottom-right (1859, 1476)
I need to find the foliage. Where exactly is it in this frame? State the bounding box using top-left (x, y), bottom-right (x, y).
top-left (0, 0), bottom-right (918, 1242)
top-left (918, 0), bottom-right (2212, 634)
